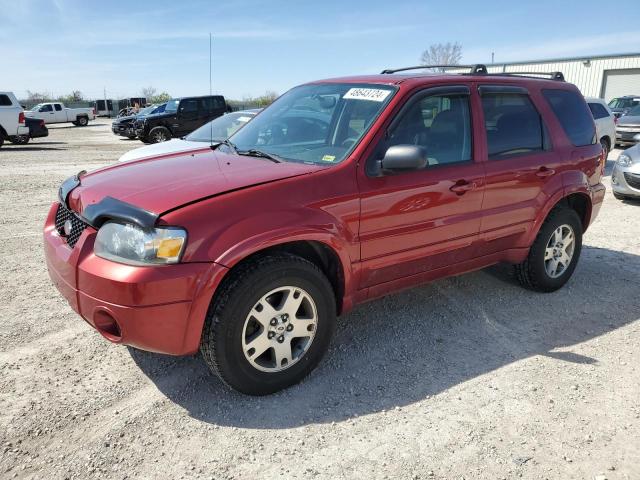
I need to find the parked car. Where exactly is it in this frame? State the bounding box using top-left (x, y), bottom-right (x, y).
top-left (25, 102), bottom-right (95, 126)
top-left (0, 91), bottom-right (29, 148)
top-left (118, 109), bottom-right (260, 162)
top-left (8, 117), bottom-right (48, 145)
top-left (608, 95), bottom-right (640, 118)
top-left (611, 134), bottom-right (640, 200)
top-left (615, 105), bottom-right (640, 147)
top-left (111, 104), bottom-right (166, 139)
top-left (44, 67), bottom-right (604, 395)
top-left (133, 95), bottom-right (228, 143)
top-left (586, 97), bottom-right (616, 157)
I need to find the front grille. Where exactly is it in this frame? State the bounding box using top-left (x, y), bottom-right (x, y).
top-left (55, 202), bottom-right (89, 248)
top-left (624, 173), bottom-right (640, 190)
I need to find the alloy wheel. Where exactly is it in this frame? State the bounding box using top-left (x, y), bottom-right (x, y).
top-left (544, 224), bottom-right (575, 278)
top-left (242, 286), bottom-right (318, 372)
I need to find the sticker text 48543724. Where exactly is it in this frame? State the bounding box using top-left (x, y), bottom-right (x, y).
top-left (343, 88), bottom-right (391, 102)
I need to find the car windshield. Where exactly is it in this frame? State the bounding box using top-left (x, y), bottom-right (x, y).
top-left (609, 98), bottom-right (640, 109)
top-left (30, 104), bottom-right (44, 111)
top-left (136, 105), bottom-right (156, 116)
top-left (627, 105), bottom-right (640, 116)
top-left (228, 83), bottom-right (397, 164)
top-left (186, 111), bottom-right (257, 143)
top-left (164, 99), bottom-right (179, 113)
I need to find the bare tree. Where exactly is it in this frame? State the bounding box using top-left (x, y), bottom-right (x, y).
top-left (420, 42), bottom-right (463, 71)
top-left (26, 90), bottom-right (52, 103)
top-left (141, 86), bottom-right (157, 101)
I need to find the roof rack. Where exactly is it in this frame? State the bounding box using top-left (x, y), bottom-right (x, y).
top-left (380, 64), bottom-right (488, 75)
top-left (379, 64), bottom-right (565, 81)
top-left (496, 71), bottom-right (565, 81)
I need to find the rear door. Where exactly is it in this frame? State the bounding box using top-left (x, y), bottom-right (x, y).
top-left (358, 85), bottom-right (486, 288)
top-left (476, 85), bottom-right (563, 256)
top-left (53, 103), bottom-right (65, 122)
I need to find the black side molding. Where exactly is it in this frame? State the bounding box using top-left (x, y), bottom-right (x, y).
top-left (81, 196), bottom-right (158, 230)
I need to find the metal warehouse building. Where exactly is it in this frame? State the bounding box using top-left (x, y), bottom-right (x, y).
top-left (479, 53), bottom-right (640, 101)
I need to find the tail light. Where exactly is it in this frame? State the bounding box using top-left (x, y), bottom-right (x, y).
top-left (92, 108), bottom-right (96, 116)
top-left (18, 112), bottom-right (25, 124)
top-left (39, 120), bottom-right (45, 127)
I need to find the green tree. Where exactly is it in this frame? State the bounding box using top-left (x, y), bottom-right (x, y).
top-left (151, 92), bottom-right (172, 104)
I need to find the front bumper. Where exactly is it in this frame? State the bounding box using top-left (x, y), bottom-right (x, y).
top-left (611, 163), bottom-right (640, 198)
top-left (615, 128), bottom-right (640, 145)
top-left (43, 202), bottom-right (228, 355)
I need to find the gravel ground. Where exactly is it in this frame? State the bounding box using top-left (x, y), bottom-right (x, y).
top-left (1, 119), bottom-right (639, 480)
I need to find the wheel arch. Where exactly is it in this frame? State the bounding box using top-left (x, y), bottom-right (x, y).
top-left (216, 239), bottom-right (348, 316)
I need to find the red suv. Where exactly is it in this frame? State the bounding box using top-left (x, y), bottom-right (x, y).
top-left (44, 66), bottom-right (605, 395)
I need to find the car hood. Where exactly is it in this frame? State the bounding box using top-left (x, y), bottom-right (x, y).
top-left (618, 115), bottom-right (640, 125)
top-left (118, 139), bottom-right (214, 162)
top-left (68, 150), bottom-right (323, 216)
top-left (113, 114), bottom-right (137, 124)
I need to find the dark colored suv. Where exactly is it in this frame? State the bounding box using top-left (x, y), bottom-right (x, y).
top-left (134, 95), bottom-right (228, 143)
top-left (44, 66), bottom-right (605, 395)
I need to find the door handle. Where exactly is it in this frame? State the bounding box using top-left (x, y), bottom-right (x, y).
top-left (536, 167), bottom-right (555, 178)
top-left (450, 180), bottom-right (477, 195)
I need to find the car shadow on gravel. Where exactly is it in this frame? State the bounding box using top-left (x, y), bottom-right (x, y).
top-left (130, 245), bottom-right (640, 429)
top-left (1, 146), bottom-right (68, 152)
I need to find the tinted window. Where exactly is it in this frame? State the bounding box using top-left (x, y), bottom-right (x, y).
top-left (481, 93), bottom-right (548, 159)
top-left (54, 104), bottom-right (62, 111)
top-left (385, 92), bottom-right (472, 166)
top-left (543, 89), bottom-right (595, 147)
top-left (588, 102), bottom-right (610, 120)
top-left (40, 104), bottom-right (53, 112)
top-left (0, 95), bottom-right (12, 106)
top-left (180, 99), bottom-right (198, 113)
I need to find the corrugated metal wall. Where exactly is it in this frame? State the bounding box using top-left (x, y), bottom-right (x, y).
top-left (447, 54), bottom-right (640, 99)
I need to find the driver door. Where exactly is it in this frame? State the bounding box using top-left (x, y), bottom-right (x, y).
top-left (358, 85), bottom-right (485, 288)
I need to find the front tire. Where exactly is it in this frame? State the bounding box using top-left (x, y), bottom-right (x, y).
top-left (515, 206), bottom-right (583, 292)
top-left (600, 138), bottom-right (610, 161)
top-left (200, 254), bottom-right (336, 395)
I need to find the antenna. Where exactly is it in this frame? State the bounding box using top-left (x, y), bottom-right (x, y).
top-left (209, 33), bottom-right (213, 147)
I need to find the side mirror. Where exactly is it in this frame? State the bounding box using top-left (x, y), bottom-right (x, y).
top-left (375, 145), bottom-right (428, 175)
top-left (634, 133), bottom-right (640, 144)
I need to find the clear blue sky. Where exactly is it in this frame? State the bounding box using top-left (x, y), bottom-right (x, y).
top-left (2, 0), bottom-right (638, 101)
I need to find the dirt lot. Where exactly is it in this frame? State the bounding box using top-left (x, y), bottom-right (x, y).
top-left (0, 119), bottom-right (639, 480)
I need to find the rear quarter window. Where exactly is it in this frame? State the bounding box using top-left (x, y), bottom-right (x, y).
top-left (588, 102), bottom-right (610, 120)
top-left (543, 89), bottom-right (595, 146)
top-left (0, 94), bottom-right (13, 106)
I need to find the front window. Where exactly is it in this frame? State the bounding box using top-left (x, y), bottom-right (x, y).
top-left (186, 112), bottom-right (257, 143)
top-left (229, 83), bottom-right (396, 164)
top-left (164, 99), bottom-right (179, 113)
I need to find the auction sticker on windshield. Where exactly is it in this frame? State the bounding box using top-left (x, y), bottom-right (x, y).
top-left (343, 88), bottom-right (391, 102)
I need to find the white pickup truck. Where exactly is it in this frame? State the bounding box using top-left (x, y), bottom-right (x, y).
top-left (25, 102), bottom-right (95, 126)
top-left (0, 91), bottom-right (29, 148)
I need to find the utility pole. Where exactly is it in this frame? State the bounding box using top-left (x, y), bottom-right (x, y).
top-left (209, 33), bottom-right (212, 95)
top-left (103, 87), bottom-right (109, 118)
top-left (491, 52), bottom-right (495, 64)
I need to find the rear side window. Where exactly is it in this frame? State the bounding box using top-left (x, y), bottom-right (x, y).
top-left (180, 99), bottom-right (198, 113)
top-left (54, 104), bottom-right (62, 111)
top-left (0, 95), bottom-right (12, 106)
top-left (588, 102), bottom-right (610, 119)
top-left (481, 93), bottom-right (548, 159)
top-left (543, 89), bottom-right (595, 146)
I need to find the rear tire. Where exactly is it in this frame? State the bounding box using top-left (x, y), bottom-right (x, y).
top-left (200, 254), bottom-right (336, 395)
top-left (76, 116), bottom-right (89, 126)
top-left (148, 126), bottom-right (171, 143)
top-left (515, 206), bottom-right (583, 292)
top-left (9, 136), bottom-right (29, 145)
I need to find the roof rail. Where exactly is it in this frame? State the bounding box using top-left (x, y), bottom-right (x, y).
top-left (380, 64), bottom-right (488, 75)
top-left (494, 71), bottom-right (565, 81)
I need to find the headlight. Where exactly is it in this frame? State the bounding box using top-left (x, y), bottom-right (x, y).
top-left (94, 222), bottom-right (187, 266)
top-left (617, 153), bottom-right (634, 167)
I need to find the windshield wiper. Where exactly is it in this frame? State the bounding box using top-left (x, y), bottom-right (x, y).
top-left (236, 149), bottom-right (282, 163)
top-left (210, 138), bottom-right (237, 152)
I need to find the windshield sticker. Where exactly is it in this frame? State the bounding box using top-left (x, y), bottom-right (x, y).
top-left (322, 155), bottom-right (336, 162)
top-left (237, 116), bottom-right (252, 122)
top-left (343, 88), bottom-right (391, 102)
